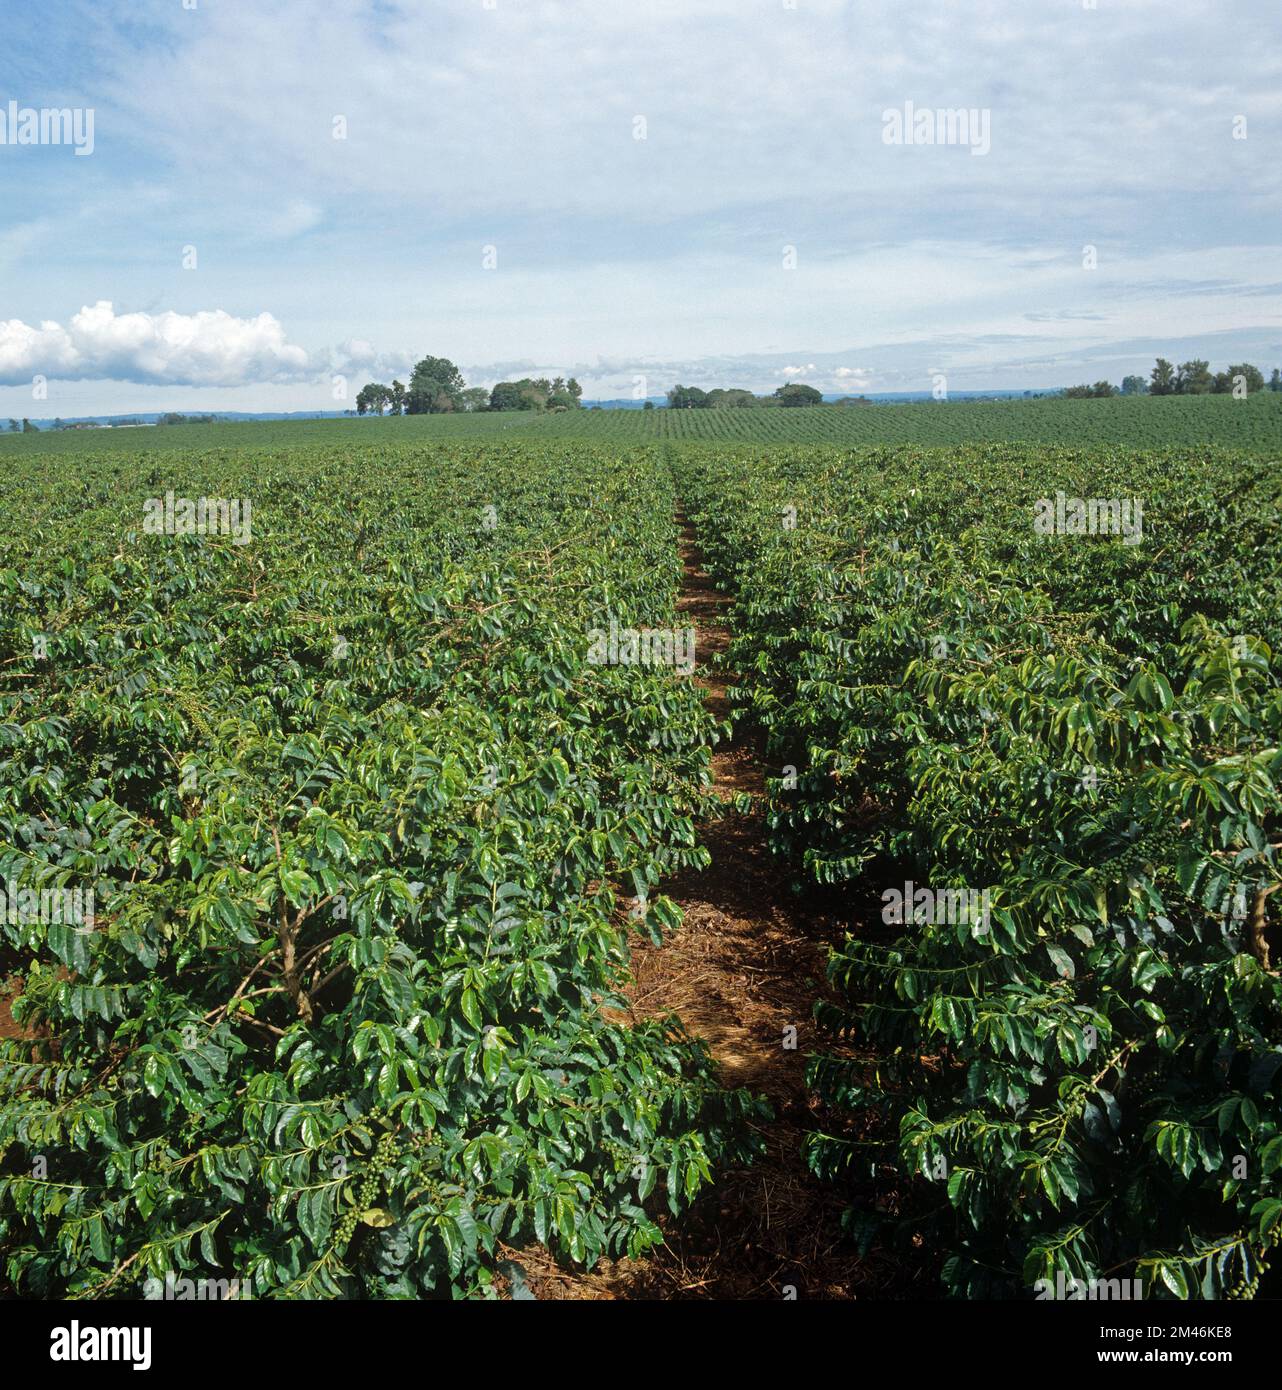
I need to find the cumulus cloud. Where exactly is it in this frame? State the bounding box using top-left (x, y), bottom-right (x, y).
top-left (0, 302), bottom-right (313, 386)
top-left (328, 337), bottom-right (416, 383)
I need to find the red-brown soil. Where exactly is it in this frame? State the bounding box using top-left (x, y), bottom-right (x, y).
top-left (517, 512), bottom-right (912, 1299)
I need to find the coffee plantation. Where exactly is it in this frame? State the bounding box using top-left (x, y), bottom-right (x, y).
top-left (1, 426), bottom-right (1278, 1300)
top-left (0, 441), bottom-right (764, 1298)
top-left (678, 443), bottom-right (1281, 1299)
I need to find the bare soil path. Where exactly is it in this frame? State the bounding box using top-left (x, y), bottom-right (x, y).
top-left (524, 511), bottom-right (893, 1299)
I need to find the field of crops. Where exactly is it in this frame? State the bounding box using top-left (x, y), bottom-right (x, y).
top-left (0, 441), bottom-right (762, 1297)
top-left (1, 422), bottom-right (1279, 1302)
top-left (681, 443), bottom-right (1282, 1298)
top-left (536, 391), bottom-right (1282, 448)
top-left (3, 389), bottom-right (1280, 454)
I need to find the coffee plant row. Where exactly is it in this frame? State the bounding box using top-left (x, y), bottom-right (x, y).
top-left (5, 390), bottom-right (1280, 457)
top-left (526, 390), bottom-right (1282, 448)
top-left (681, 443), bottom-right (1282, 1298)
top-left (0, 442), bottom-right (763, 1298)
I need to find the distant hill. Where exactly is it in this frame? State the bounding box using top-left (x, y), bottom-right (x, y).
top-left (17, 410), bottom-right (358, 430)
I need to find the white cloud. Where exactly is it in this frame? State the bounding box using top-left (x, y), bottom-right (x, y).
top-left (830, 366), bottom-right (874, 392)
top-left (328, 337), bottom-right (415, 382)
top-left (0, 302), bottom-right (313, 387)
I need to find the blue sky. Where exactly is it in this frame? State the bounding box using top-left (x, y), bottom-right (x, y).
top-left (1, 0), bottom-right (1279, 413)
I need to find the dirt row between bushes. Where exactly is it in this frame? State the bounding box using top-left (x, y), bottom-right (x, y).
top-left (516, 510), bottom-right (911, 1299)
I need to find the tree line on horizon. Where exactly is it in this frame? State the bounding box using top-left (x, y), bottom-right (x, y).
top-left (1064, 359), bottom-right (1280, 399)
top-left (666, 383), bottom-right (832, 409)
top-left (350, 351), bottom-right (1282, 419)
top-left (355, 356), bottom-right (583, 416)
top-left (354, 356), bottom-right (843, 415)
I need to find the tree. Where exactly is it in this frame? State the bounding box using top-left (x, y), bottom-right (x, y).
top-left (642, 400), bottom-right (654, 410)
top-left (389, 380), bottom-right (407, 416)
top-left (775, 383), bottom-right (823, 407)
top-left (1224, 363), bottom-right (1265, 394)
top-left (1064, 384), bottom-right (1116, 399)
top-left (489, 381), bottom-right (526, 412)
top-left (460, 387), bottom-right (490, 412)
top-left (484, 375), bottom-right (580, 412)
top-left (490, 379), bottom-right (545, 411)
top-left (7, 419), bottom-right (18, 432)
top-left (406, 355), bottom-right (465, 414)
top-left (1175, 359), bottom-right (1213, 394)
top-left (667, 385), bottom-right (709, 409)
top-left (1270, 368), bottom-right (1281, 393)
top-left (21, 418), bottom-right (37, 432)
top-left (705, 388), bottom-right (758, 408)
top-left (1120, 375), bottom-right (1147, 395)
top-left (356, 383), bottom-right (391, 416)
top-left (1150, 358), bottom-right (1176, 396)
